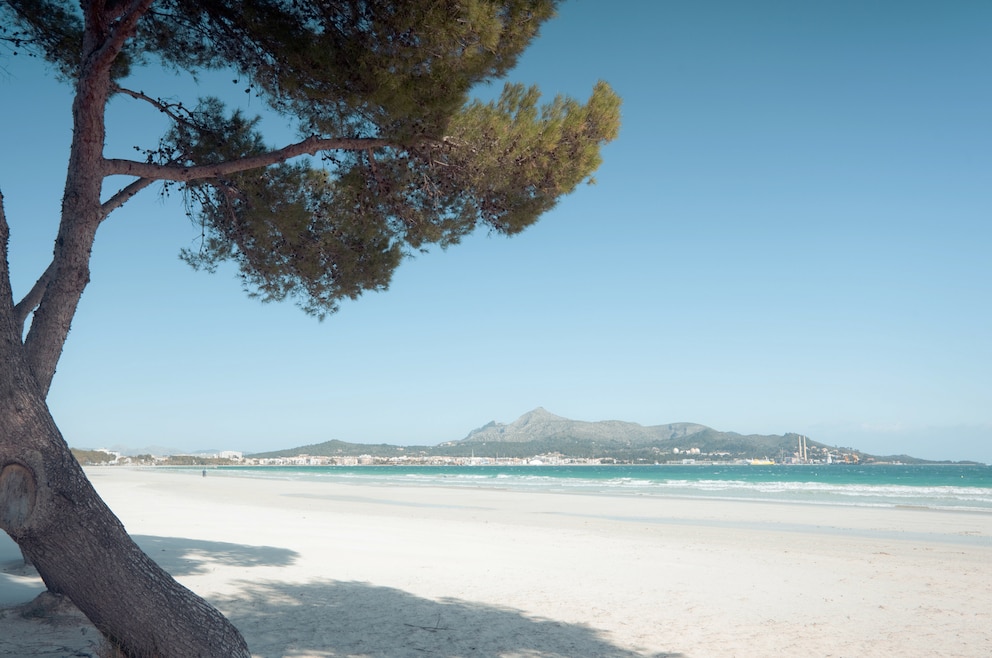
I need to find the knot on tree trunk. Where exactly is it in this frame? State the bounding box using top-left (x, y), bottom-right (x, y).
top-left (0, 463), bottom-right (37, 535)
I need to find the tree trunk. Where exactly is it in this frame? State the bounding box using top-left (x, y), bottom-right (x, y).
top-left (0, 332), bottom-right (251, 657)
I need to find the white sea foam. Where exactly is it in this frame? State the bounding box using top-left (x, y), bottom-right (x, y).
top-left (203, 465), bottom-right (992, 512)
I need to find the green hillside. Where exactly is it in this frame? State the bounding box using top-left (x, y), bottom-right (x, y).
top-left (247, 408), bottom-right (887, 463)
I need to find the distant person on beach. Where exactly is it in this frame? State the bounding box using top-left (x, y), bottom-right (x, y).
top-left (202, 469), bottom-right (206, 477)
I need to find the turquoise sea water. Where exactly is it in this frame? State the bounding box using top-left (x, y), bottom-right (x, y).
top-left (199, 464), bottom-right (992, 512)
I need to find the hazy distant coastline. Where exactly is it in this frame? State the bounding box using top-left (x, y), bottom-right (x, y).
top-left (74, 408), bottom-right (981, 466)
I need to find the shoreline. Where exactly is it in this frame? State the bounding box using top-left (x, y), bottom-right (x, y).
top-left (152, 460), bottom-right (990, 466)
top-left (3, 466), bottom-right (991, 657)
top-left (153, 462), bottom-right (992, 515)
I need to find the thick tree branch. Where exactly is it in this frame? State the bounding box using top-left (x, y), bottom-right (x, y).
top-left (18, 0), bottom-right (147, 396)
top-left (0, 189), bottom-right (13, 319)
top-left (87, 0), bottom-right (154, 72)
top-left (13, 262), bottom-right (56, 335)
top-left (5, 177), bottom-right (141, 333)
top-left (104, 135), bottom-right (397, 182)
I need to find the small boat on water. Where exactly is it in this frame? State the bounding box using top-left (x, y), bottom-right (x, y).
top-left (749, 458), bottom-right (775, 465)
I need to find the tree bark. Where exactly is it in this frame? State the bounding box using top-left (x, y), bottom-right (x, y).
top-left (0, 332), bottom-right (251, 657)
top-left (0, 4), bottom-right (250, 652)
top-left (1, 191), bottom-right (249, 656)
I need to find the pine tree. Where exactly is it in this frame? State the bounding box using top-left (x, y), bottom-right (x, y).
top-left (0, 2), bottom-right (619, 655)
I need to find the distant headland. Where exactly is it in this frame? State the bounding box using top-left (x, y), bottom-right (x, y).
top-left (74, 408), bottom-right (977, 466)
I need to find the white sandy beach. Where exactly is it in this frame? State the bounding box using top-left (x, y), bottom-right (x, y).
top-left (2, 467), bottom-right (991, 657)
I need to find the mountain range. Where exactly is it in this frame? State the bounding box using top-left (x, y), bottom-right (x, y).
top-left (457, 407), bottom-right (709, 444)
top-left (247, 407), bottom-right (912, 463)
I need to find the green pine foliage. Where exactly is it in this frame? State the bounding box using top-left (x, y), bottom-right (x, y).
top-left (0, 2), bottom-right (619, 654)
top-left (4, 0), bottom-right (620, 318)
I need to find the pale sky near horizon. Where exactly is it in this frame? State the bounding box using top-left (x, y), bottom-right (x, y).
top-left (1, 1), bottom-right (989, 462)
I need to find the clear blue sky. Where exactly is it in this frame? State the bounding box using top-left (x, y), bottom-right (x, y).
top-left (1, 1), bottom-right (989, 462)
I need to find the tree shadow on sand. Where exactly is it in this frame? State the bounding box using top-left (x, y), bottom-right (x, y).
top-left (3, 534), bottom-right (687, 657)
top-left (1, 533), bottom-right (297, 610)
top-left (0, 560), bottom-right (45, 608)
top-left (215, 578), bottom-right (685, 658)
top-left (133, 535), bottom-right (685, 657)
top-left (0, 534), bottom-right (46, 608)
top-left (131, 535), bottom-right (300, 577)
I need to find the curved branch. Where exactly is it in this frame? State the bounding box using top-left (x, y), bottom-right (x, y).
top-left (16, 177), bottom-right (156, 345)
top-left (103, 135), bottom-right (397, 182)
top-left (112, 84), bottom-right (197, 128)
top-left (100, 176), bottom-right (155, 219)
